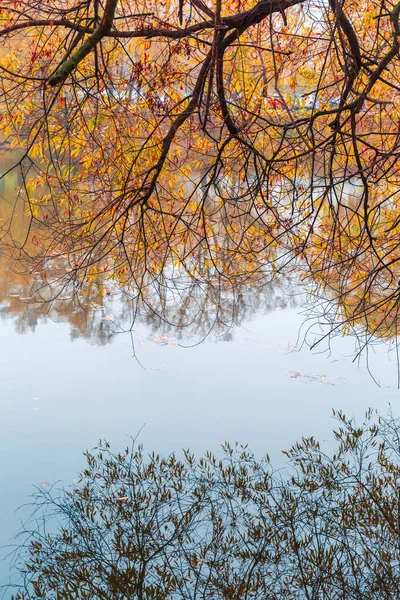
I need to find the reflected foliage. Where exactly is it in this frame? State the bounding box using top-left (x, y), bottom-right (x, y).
top-left (10, 410), bottom-right (400, 599)
top-left (0, 258), bottom-right (299, 344)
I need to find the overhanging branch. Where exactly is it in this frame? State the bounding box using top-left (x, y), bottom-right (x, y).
top-left (48, 0), bottom-right (119, 86)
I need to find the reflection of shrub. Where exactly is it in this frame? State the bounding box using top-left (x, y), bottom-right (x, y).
top-left (10, 410), bottom-right (400, 599)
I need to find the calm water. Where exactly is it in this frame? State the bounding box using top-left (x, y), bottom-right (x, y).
top-left (1, 290), bottom-right (400, 590)
top-left (0, 157), bottom-right (400, 592)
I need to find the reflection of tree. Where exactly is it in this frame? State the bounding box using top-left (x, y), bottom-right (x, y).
top-left (10, 411), bottom-right (400, 599)
top-left (298, 182), bottom-right (400, 371)
top-left (0, 150), bottom-right (300, 343)
top-left (0, 285), bottom-right (117, 345)
top-left (0, 255), bottom-right (299, 344)
top-left (2, 144), bottom-right (400, 353)
top-left (136, 270), bottom-right (298, 341)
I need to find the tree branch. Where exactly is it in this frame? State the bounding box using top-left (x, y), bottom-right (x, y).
top-left (48, 0), bottom-right (119, 86)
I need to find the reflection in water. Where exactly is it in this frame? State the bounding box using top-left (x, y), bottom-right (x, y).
top-left (297, 180), bottom-right (400, 370)
top-left (0, 267), bottom-right (299, 345)
top-left (0, 147), bottom-right (399, 356)
top-left (0, 149), bottom-right (302, 344)
top-left (10, 411), bottom-right (400, 599)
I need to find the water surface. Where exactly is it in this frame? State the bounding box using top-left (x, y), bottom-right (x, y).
top-left (0, 152), bottom-right (399, 592)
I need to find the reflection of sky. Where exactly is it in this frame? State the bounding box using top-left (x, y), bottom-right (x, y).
top-left (0, 155), bottom-right (399, 592)
top-left (1, 305), bottom-right (399, 591)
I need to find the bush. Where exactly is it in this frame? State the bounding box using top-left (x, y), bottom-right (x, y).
top-left (9, 409), bottom-right (400, 599)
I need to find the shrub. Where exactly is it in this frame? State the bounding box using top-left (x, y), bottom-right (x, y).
top-left (9, 409), bottom-right (400, 599)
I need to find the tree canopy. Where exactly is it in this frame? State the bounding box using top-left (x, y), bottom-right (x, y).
top-left (1, 0), bottom-right (400, 346)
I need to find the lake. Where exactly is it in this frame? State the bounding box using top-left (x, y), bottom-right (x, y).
top-left (0, 151), bottom-right (400, 594)
top-left (0, 270), bottom-right (399, 592)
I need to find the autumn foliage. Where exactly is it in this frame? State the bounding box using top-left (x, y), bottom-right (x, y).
top-left (1, 0), bottom-right (400, 341)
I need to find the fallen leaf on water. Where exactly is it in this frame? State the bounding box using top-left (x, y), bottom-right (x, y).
top-left (150, 334), bottom-right (177, 346)
top-left (285, 369), bottom-right (336, 386)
